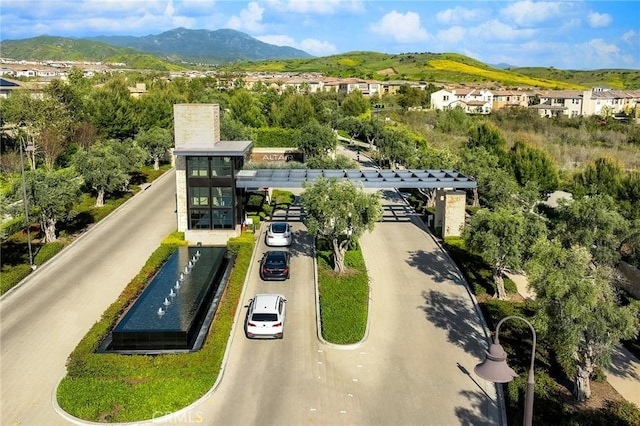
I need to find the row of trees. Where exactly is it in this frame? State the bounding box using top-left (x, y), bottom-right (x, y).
top-left (444, 121), bottom-right (640, 401)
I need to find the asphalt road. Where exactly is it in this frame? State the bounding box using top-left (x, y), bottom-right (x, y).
top-left (0, 170), bottom-right (177, 426)
top-left (157, 192), bottom-right (500, 425)
top-left (1, 167), bottom-right (501, 425)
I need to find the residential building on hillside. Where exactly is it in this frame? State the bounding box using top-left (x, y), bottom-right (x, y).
top-left (531, 90), bottom-right (583, 117)
top-left (581, 88), bottom-right (640, 117)
top-left (430, 88), bottom-right (494, 114)
top-left (491, 90), bottom-right (529, 109)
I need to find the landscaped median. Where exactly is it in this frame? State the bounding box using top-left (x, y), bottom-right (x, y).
top-left (317, 240), bottom-right (369, 344)
top-left (56, 231), bottom-right (255, 423)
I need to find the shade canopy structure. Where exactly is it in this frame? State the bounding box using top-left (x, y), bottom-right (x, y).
top-left (235, 169), bottom-right (477, 189)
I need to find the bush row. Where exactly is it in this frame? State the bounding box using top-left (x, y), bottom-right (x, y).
top-left (252, 127), bottom-right (300, 148)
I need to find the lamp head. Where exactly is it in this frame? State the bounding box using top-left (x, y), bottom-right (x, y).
top-left (474, 343), bottom-right (518, 383)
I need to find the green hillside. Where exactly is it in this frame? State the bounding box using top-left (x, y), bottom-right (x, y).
top-left (2, 35), bottom-right (638, 89)
top-left (509, 67), bottom-right (640, 90)
top-left (0, 36), bottom-right (184, 71)
top-left (220, 51), bottom-right (583, 89)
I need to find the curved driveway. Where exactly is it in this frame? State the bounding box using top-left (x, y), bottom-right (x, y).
top-left (1, 170), bottom-right (177, 426)
top-left (1, 168), bottom-right (500, 425)
top-left (170, 191), bottom-right (500, 425)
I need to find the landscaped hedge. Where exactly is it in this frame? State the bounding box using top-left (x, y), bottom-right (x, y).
top-left (34, 241), bottom-right (65, 264)
top-left (57, 232), bottom-right (255, 422)
top-left (252, 127), bottom-right (300, 148)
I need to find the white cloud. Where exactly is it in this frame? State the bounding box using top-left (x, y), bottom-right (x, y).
top-left (622, 30), bottom-right (638, 45)
top-left (225, 2), bottom-right (265, 33)
top-left (264, 0), bottom-right (364, 14)
top-left (256, 34), bottom-right (335, 56)
top-left (437, 26), bottom-right (466, 44)
top-left (588, 38), bottom-right (620, 57)
top-left (369, 10), bottom-right (429, 43)
top-left (436, 6), bottom-right (484, 25)
top-left (469, 19), bottom-right (537, 41)
top-left (588, 12), bottom-right (611, 28)
top-left (299, 38), bottom-right (337, 56)
top-left (500, 1), bottom-right (563, 26)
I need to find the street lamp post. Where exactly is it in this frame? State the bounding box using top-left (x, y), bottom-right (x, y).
top-left (475, 315), bottom-right (537, 426)
top-left (19, 140), bottom-right (36, 270)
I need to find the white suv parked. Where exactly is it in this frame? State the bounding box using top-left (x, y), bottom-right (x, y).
top-left (245, 293), bottom-right (287, 339)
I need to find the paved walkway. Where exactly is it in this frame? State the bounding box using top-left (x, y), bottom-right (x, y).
top-left (506, 272), bottom-right (640, 407)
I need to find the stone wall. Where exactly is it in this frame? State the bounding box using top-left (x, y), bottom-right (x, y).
top-left (434, 189), bottom-right (466, 237)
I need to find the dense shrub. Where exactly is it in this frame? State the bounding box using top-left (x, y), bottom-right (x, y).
top-left (0, 216), bottom-right (24, 240)
top-left (253, 127), bottom-right (300, 148)
top-left (34, 241), bottom-right (65, 264)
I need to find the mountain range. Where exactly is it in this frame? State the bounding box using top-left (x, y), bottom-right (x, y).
top-left (1, 28), bottom-right (639, 90)
top-left (0, 28), bottom-right (311, 65)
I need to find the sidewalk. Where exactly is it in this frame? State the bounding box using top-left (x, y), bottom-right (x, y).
top-left (506, 272), bottom-right (640, 407)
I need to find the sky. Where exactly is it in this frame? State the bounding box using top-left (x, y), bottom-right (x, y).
top-left (1, 0), bottom-right (639, 70)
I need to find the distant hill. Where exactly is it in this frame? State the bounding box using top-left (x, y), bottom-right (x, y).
top-left (0, 35), bottom-right (184, 71)
top-left (2, 32), bottom-right (639, 89)
top-left (0, 28), bottom-right (312, 67)
top-left (219, 51), bottom-right (588, 89)
top-left (509, 67), bottom-right (640, 90)
top-left (219, 51), bottom-right (640, 89)
top-left (89, 28), bottom-right (312, 64)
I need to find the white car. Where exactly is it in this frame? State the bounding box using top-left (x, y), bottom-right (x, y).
top-left (245, 294), bottom-right (287, 339)
top-left (265, 222), bottom-right (292, 247)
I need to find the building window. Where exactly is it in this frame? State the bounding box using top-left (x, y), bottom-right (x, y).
top-left (189, 187), bottom-right (209, 206)
top-left (212, 209), bottom-right (233, 229)
top-left (212, 187), bottom-right (233, 206)
top-left (187, 157), bottom-right (208, 177)
top-left (189, 209), bottom-right (211, 229)
top-left (211, 157), bottom-right (232, 176)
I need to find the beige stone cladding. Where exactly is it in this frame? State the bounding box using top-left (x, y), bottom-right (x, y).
top-left (435, 189), bottom-right (466, 237)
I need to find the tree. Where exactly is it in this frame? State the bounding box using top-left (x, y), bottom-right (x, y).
top-left (340, 89), bottom-right (368, 117)
top-left (360, 115), bottom-right (383, 150)
top-left (526, 239), bottom-right (639, 401)
top-left (135, 85), bottom-right (187, 130)
top-left (73, 139), bottom-right (146, 206)
top-left (306, 154), bottom-right (357, 169)
top-left (295, 121), bottom-right (337, 160)
top-left (23, 168), bottom-right (82, 242)
top-left (619, 171), bottom-right (640, 220)
top-left (220, 114), bottom-right (252, 141)
top-left (464, 208), bottom-right (532, 299)
top-left (228, 89), bottom-right (267, 128)
top-left (279, 93), bottom-right (315, 128)
top-left (509, 140), bottom-right (559, 195)
top-left (87, 78), bottom-right (138, 140)
top-left (467, 122), bottom-right (507, 154)
top-left (573, 156), bottom-right (624, 198)
top-left (377, 127), bottom-right (415, 168)
top-left (396, 83), bottom-right (424, 110)
top-left (337, 116), bottom-right (361, 144)
top-left (301, 177), bottom-right (382, 273)
top-left (456, 147), bottom-right (522, 209)
top-left (552, 194), bottom-right (628, 266)
top-left (134, 127), bottom-right (173, 170)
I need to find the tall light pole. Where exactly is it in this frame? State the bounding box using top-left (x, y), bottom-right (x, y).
top-left (19, 140), bottom-right (36, 270)
top-left (475, 315), bottom-right (537, 426)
